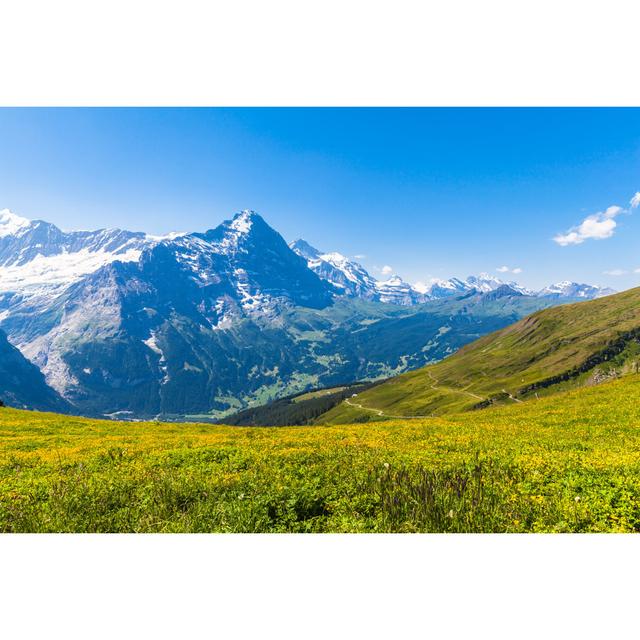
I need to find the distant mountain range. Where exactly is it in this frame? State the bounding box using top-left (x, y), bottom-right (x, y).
top-left (0, 207), bottom-right (617, 418)
top-left (289, 236), bottom-right (615, 303)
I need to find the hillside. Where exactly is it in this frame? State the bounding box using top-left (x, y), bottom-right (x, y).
top-left (1, 374), bottom-right (640, 532)
top-left (220, 381), bottom-right (383, 426)
top-left (320, 286), bottom-right (640, 423)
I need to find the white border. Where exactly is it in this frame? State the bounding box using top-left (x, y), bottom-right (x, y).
top-left (2, 1), bottom-right (640, 637)
top-left (1, 0), bottom-right (640, 106)
top-left (1, 534), bottom-right (639, 639)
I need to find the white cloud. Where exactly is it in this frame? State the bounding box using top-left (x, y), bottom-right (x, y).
top-left (496, 266), bottom-right (522, 274)
top-left (413, 281), bottom-right (429, 294)
top-left (631, 192), bottom-right (640, 209)
top-left (381, 265), bottom-right (393, 275)
top-left (603, 269), bottom-right (627, 276)
top-left (353, 254), bottom-right (366, 260)
top-left (554, 205), bottom-right (623, 246)
top-left (635, 268), bottom-right (640, 274)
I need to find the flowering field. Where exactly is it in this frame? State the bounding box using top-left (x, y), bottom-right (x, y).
top-left (1, 375), bottom-right (640, 533)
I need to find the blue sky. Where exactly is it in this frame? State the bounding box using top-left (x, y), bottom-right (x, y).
top-left (0, 107), bottom-right (639, 290)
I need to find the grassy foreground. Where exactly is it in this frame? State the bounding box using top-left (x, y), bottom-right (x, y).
top-left (2, 375), bottom-right (640, 532)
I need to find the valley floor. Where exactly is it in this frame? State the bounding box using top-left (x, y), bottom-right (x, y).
top-left (1, 375), bottom-right (640, 532)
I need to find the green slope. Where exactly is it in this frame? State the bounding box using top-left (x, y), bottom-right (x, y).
top-left (2, 373), bottom-right (640, 532)
top-left (218, 381), bottom-right (382, 426)
top-left (320, 287), bottom-right (640, 423)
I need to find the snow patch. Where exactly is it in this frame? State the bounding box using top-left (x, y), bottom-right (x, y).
top-left (0, 247), bottom-right (142, 293)
top-left (145, 231), bottom-right (186, 241)
top-left (230, 210), bottom-right (254, 234)
top-left (143, 331), bottom-right (170, 384)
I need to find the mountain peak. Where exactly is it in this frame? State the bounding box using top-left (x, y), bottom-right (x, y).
top-left (0, 208), bottom-right (31, 238)
top-left (230, 209), bottom-right (263, 233)
top-left (289, 238), bottom-right (321, 261)
top-left (198, 210), bottom-right (278, 252)
top-left (374, 274), bottom-right (425, 305)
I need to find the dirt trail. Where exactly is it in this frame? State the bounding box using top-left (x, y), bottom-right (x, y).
top-left (426, 371), bottom-right (485, 401)
top-left (343, 399), bottom-right (426, 420)
top-left (502, 388), bottom-right (523, 403)
top-left (342, 369), bottom-right (488, 419)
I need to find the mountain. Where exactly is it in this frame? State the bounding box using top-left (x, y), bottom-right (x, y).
top-left (191, 211), bottom-right (334, 310)
top-left (538, 281), bottom-right (616, 299)
top-left (289, 245), bottom-right (543, 304)
top-left (420, 277), bottom-right (469, 299)
top-left (290, 239), bottom-right (379, 299)
top-left (0, 210), bottom-right (340, 417)
top-left (374, 275), bottom-right (427, 305)
top-left (320, 286), bottom-right (640, 423)
top-left (0, 206), bottom-right (609, 419)
top-left (480, 284), bottom-right (523, 301)
top-left (289, 241), bottom-right (609, 304)
top-left (421, 274), bottom-right (609, 300)
top-left (0, 327), bottom-right (70, 412)
top-left (0, 207), bottom-right (149, 273)
top-left (466, 273), bottom-right (534, 296)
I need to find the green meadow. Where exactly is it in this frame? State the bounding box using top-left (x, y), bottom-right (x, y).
top-left (1, 374), bottom-right (639, 533)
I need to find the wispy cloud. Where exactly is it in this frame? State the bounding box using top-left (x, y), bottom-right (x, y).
top-left (603, 269), bottom-right (627, 276)
top-left (631, 192), bottom-right (640, 209)
top-left (353, 254), bottom-right (366, 260)
top-left (496, 266), bottom-right (522, 274)
top-left (381, 265), bottom-right (393, 275)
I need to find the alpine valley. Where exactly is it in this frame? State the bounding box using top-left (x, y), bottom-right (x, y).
top-left (0, 207), bottom-right (615, 420)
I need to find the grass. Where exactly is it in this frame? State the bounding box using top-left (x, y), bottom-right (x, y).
top-left (2, 373), bottom-right (640, 532)
top-left (321, 286), bottom-right (640, 423)
top-left (292, 386), bottom-right (347, 402)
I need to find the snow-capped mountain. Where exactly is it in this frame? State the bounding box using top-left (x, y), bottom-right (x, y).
top-left (289, 241), bottom-right (571, 305)
top-left (416, 274), bottom-right (601, 301)
top-left (538, 281), bottom-right (616, 299)
top-left (375, 275), bottom-right (427, 305)
top-left (291, 240), bottom-right (432, 305)
top-left (464, 273), bottom-right (534, 296)
top-left (0, 210), bottom-right (336, 415)
top-left (419, 277), bottom-right (469, 299)
top-left (184, 210), bottom-right (333, 312)
top-left (465, 273), bottom-right (504, 293)
top-left (292, 239), bottom-right (613, 306)
top-left (0, 208), bottom-right (152, 296)
top-left (0, 206), bottom-right (617, 419)
top-left (290, 239), bottom-right (378, 299)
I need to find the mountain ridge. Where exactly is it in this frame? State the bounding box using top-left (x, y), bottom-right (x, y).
top-left (289, 237), bottom-right (614, 303)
